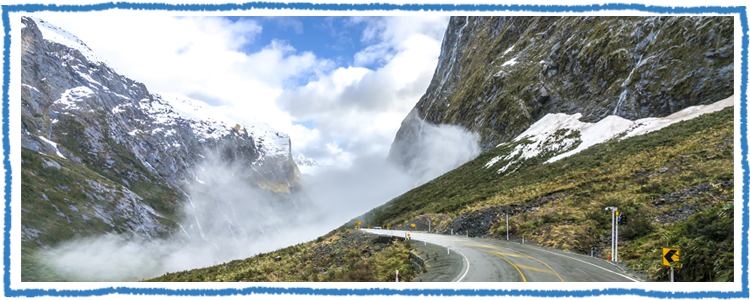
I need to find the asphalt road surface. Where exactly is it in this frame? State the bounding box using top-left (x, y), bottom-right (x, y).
top-left (362, 229), bottom-right (639, 282)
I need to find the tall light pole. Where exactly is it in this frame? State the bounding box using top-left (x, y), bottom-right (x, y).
top-left (605, 206), bottom-right (618, 262)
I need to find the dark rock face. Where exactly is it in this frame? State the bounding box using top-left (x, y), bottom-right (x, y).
top-left (390, 16), bottom-right (734, 166)
top-left (652, 181), bottom-right (732, 223)
top-left (446, 191), bottom-right (567, 237)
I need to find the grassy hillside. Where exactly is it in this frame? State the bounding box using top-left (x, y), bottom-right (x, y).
top-left (146, 229), bottom-right (418, 282)
top-left (21, 147), bottom-right (180, 282)
top-left (353, 106), bottom-right (734, 281)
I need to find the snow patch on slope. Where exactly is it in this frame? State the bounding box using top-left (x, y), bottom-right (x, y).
top-left (501, 57), bottom-right (518, 67)
top-left (54, 86), bottom-right (94, 110)
top-left (548, 96), bottom-right (734, 163)
top-left (38, 136), bottom-right (66, 159)
top-left (485, 95), bottom-right (734, 174)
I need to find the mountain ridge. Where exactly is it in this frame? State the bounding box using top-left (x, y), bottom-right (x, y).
top-left (20, 16), bottom-right (303, 281)
top-left (389, 16), bottom-right (733, 168)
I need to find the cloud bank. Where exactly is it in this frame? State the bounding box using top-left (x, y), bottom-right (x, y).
top-left (39, 121), bottom-right (479, 281)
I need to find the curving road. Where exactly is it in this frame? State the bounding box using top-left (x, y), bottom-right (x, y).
top-left (363, 229), bottom-right (639, 282)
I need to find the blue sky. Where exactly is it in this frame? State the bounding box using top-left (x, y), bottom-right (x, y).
top-left (229, 17), bottom-right (372, 68)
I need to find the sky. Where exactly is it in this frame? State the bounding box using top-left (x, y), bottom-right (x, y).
top-left (30, 12), bottom-right (450, 167)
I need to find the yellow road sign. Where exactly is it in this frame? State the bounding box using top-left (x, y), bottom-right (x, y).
top-left (662, 247), bottom-right (680, 267)
top-left (411, 224), bottom-right (416, 227)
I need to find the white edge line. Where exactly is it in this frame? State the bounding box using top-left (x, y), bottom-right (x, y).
top-left (410, 234), bottom-right (471, 282)
top-left (454, 247), bottom-right (471, 282)
top-left (531, 247), bottom-right (639, 282)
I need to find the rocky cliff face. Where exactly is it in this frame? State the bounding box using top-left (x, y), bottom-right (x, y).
top-left (390, 16), bottom-right (734, 167)
top-left (20, 17), bottom-right (300, 250)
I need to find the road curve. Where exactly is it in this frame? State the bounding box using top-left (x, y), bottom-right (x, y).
top-left (363, 229), bottom-right (638, 282)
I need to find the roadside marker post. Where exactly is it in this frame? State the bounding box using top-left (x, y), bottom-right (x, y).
top-left (396, 270), bottom-right (399, 282)
top-left (506, 214), bottom-right (509, 241)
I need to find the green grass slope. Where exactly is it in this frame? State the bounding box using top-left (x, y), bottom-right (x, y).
top-left (146, 229), bottom-right (418, 282)
top-left (352, 106), bottom-right (734, 281)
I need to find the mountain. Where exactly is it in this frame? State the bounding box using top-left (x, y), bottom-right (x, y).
top-left (293, 153), bottom-right (331, 176)
top-left (389, 16), bottom-right (733, 168)
top-left (293, 153), bottom-right (319, 167)
top-left (20, 17), bottom-right (301, 280)
top-left (352, 104), bottom-right (734, 282)
top-left (356, 15), bottom-right (734, 282)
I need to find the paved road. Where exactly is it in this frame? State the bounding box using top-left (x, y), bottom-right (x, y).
top-left (363, 229), bottom-right (638, 282)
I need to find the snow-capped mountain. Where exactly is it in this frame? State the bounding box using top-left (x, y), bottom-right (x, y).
top-left (484, 96), bottom-right (734, 175)
top-left (20, 16), bottom-right (300, 253)
top-left (293, 153), bottom-right (326, 175)
top-left (293, 153), bottom-right (319, 167)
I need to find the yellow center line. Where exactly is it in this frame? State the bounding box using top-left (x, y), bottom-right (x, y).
top-left (464, 244), bottom-right (563, 282)
top-left (490, 252), bottom-right (526, 282)
top-left (486, 251), bottom-right (529, 258)
top-left (461, 243), bottom-right (511, 250)
top-left (512, 250), bottom-right (565, 282)
top-left (515, 264), bottom-right (553, 274)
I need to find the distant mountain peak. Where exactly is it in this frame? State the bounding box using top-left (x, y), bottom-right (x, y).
top-left (293, 153), bottom-right (318, 167)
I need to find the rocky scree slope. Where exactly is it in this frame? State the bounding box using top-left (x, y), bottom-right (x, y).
top-left (389, 16), bottom-right (733, 167)
top-left (20, 17), bottom-right (300, 258)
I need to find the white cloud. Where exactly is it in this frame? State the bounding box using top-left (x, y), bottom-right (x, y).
top-left (31, 12), bottom-right (448, 168)
top-left (279, 16), bottom-right (449, 164)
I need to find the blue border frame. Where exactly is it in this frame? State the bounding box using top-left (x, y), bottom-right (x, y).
top-left (0, 0), bottom-right (749, 300)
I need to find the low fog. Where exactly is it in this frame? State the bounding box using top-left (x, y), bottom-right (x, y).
top-left (38, 120), bottom-right (480, 281)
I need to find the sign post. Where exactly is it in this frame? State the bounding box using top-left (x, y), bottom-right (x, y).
top-left (615, 211), bottom-right (620, 262)
top-left (411, 224), bottom-right (416, 233)
top-left (662, 247), bottom-right (680, 282)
